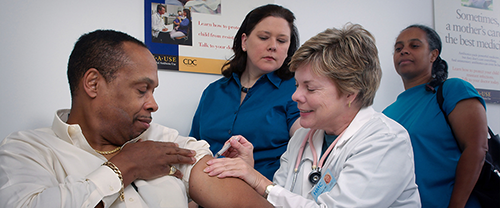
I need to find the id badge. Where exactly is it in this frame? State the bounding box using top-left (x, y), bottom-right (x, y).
top-left (311, 169), bottom-right (336, 201)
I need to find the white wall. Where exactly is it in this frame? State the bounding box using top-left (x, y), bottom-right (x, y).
top-left (1, 0), bottom-right (498, 141)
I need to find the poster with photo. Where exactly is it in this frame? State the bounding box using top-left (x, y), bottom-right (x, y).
top-left (435, 0), bottom-right (500, 103)
top-left (145, 0), bottom-right (272, 74)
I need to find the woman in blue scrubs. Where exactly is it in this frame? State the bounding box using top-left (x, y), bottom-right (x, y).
top-left (383, 24), bottom-right (488, 208)
top-left (190, 4), bottom-right (301, 180)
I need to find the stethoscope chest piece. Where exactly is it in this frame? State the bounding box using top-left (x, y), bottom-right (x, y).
top-left (295, 129), bottom-right (344, 187)
top-left (308, 168), bottom-right (321, 184)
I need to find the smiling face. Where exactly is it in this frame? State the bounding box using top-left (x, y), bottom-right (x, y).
top-left (393, 27), bottom-right (438, 84)
top-left (292, 63), bottom-right (352, 135)
top-left (241, 16), bottom-right (291, 75)
top-left (95, 42), bottom-right (159, 144)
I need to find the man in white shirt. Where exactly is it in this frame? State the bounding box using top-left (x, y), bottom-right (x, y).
top-left (151, 4), bottom-right (169, 43)
top-left (0, 29), bottom-right (272, 208)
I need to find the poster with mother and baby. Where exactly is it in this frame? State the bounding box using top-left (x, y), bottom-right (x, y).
top-left (145, 0), bottom-right (272, 74)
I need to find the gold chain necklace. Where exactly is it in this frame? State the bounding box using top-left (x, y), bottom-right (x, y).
top-left (94, 146), bottom-right (121, 155)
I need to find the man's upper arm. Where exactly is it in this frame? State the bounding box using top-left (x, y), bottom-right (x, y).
top-left (189, 155), bottom-right (273, 208)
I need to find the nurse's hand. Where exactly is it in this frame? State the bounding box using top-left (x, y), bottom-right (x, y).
top-left (221, 135), bottom-right (254, 167)
top-left (204, 157), bottom-right (268, 192)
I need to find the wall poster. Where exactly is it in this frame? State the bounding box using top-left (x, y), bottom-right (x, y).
top-left (435, 0), bottom-right (500, 103)
top-left (145, 0), bottom-right (272, 74)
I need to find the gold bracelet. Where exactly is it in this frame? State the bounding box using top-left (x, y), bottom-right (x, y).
top-left (102, 161), bottom-right (124, 201)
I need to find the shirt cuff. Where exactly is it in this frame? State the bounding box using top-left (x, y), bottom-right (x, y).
top-left (266, 184), bottom-right (284, 205)
top-left (87, 165), bottom-right (122, 204)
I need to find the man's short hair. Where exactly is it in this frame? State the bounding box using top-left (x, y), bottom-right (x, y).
top-left (157, 4), bottom-right (165, 13)
top-left (67, 29), bottom-right (148, 97)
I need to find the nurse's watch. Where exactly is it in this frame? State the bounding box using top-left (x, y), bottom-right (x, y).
top-left (264, 184), bottom-right (275, 198)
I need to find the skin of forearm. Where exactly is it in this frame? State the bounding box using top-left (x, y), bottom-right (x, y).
top-left (448, 146), bottom-right (486, 208)
top-left (253, 175), bottom-right (273, 197)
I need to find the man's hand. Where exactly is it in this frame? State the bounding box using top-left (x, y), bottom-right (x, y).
top-left (109, 141), bottom-right (196, 186)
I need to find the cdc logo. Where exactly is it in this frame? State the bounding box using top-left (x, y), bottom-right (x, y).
top-left (183, 58), bottom-right (197, 66)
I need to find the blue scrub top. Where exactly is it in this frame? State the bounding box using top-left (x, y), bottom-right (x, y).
top-left (383, 78), bottom-right (485, 208)
top-left (190, 72), bottom-right (300, 180)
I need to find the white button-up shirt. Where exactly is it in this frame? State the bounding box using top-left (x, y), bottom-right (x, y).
top-left (0, 109), bottom-right (211, 208)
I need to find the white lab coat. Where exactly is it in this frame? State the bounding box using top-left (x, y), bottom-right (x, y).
top-left (151, 12), bottom-right (167, 38)
top-left (269, 107), bottom-right (421, 208)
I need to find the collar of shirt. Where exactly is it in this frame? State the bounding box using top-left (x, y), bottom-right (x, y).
top-left (52, 109), bottom-right (104, 157)
top-left (224, 72), bottom-right (283, 90)
top-left (319, 106), bottom-right (377, 151)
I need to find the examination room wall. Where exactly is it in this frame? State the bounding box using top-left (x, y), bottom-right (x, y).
top-left (0, 0), bottom-right (498, 141)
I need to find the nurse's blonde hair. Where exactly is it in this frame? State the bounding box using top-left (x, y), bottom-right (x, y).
top-left (289, 23), bottom-right (381, 107)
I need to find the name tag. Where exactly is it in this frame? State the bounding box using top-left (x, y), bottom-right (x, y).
top-left (311, 169), bottom-right (336, 201)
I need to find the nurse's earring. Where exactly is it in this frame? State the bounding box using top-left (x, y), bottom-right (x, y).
top-left (346, 93), bottom-right (356, 108)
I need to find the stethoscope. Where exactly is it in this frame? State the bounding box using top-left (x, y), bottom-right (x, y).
top-left (291, 129), bottom-right (344, 190)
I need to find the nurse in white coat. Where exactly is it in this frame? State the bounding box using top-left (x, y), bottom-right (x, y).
top-left (204, 23), bottom-right (421, 207)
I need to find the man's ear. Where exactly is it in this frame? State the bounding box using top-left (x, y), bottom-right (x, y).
top-left (82, 68), bottom-right (100, 98)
